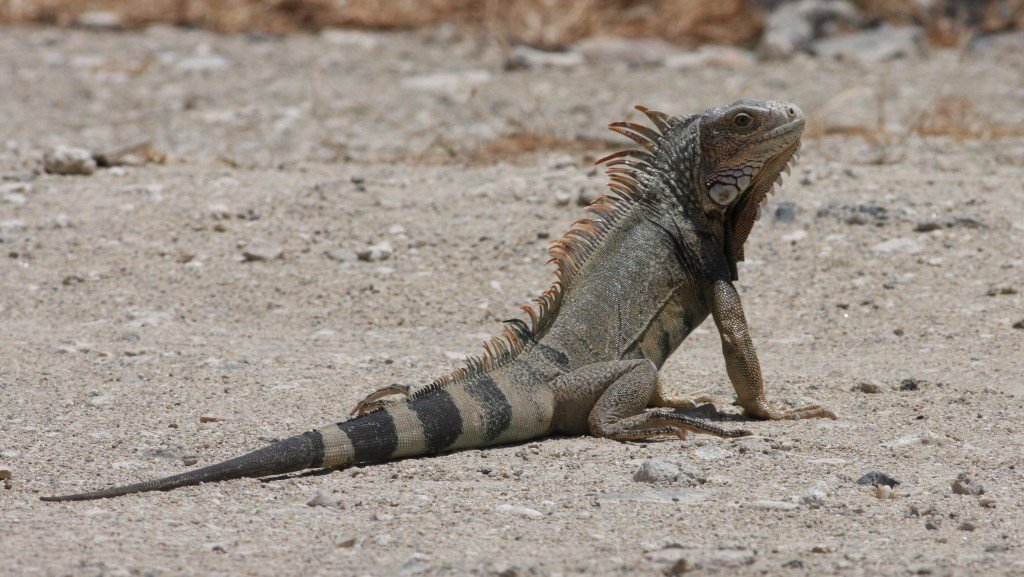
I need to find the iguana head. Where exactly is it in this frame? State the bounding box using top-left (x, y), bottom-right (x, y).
top-left (698, 99), bottom-right (804, 279)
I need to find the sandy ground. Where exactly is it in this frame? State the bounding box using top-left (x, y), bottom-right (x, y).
top-left (2, 24), bottom-right (1024, 577)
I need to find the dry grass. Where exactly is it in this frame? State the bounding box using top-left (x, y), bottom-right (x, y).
top-left (0, 0), bottom-right (764, 47)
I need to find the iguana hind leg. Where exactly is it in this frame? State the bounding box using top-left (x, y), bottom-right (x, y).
top-left (552, 359), bottom-right (750, 440)
top-left (350, 384), bottom-right (411, 416)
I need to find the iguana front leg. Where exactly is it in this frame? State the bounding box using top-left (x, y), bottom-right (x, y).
top-left (552, 360), bottom-right (751, 440)
top-left (709, 279), bottom-right (837, 420)
top-left (649, 383), bottom-right (717, 410)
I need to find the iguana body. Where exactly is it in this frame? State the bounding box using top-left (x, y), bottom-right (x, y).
top-left (43, 100), bottom-right (835, 502)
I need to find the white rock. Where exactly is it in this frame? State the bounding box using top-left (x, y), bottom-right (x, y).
top-left (357, 241), bottom-right (393, 262)
top-left (509, 46), bottom-right (583, 69)
top-left (743, 500), bottom-right (800, 511)
top-left (44, 146), bottom-right (96, 175)
top-left (871, 237), bottom-right (923, 254)
top-left (495, 504), bottom-right (543, 519)
top-left (178, 54), bottom-right (233, 72)
top-left (888, 430), bottom-right (946, 450)
top-left (242, 239), bottom-right (284, 262)
top-left (782, 229), bottom-right (808, 243)
top-left (320, 29), bottom-right (380, 50)
top-left (401, 71), bottom-right (491, 96)
top-left (76, 11), bottom-right (122, 29)
top-left (307, 489), bottom-right (340, 508)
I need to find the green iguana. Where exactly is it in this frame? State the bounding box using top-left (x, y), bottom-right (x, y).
top-left (43, 99), bottom-right (835, 502)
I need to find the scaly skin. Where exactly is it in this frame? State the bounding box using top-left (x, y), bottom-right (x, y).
top-left (42, 100), bottom-right (835, 502)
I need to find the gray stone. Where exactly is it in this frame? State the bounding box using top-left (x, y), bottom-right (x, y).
top-left (44, 146), bottom-right (97, 176)
top-left (633, 458), bottom-right (680, 484)
top-left (812, 25), bottom-right (925, 63)
top-left (774, 201), bottom-right (797, 222)
top-left (871, 238), bottom-right (922, 255)
top-left (325, 249), bottom-right (357, 263)
top-left (307, 489), bottom-right (341, 508)
top-left (242, 240), bottom-right (284, 262)
top-left (400, 553), bottom-right (432, 575)
top-left (856, 469), bottom-right (897, 487)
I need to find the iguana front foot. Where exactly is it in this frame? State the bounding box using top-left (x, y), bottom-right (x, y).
top-left (742, 399), bottom-right (837, 421)
top-left (650, 387), bottom-right (717, 410)
top-left (350, 384), bottom-right (411, 416)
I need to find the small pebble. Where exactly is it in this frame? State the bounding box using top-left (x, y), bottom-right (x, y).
top-left (781, 229), bottom-right (808, 243)
top-left (241, 240), bottom-right (284, 262)
top-left (1013, 319), bottom-right (1024, 330)
top-left (182, 455), bottom-right (199, 466)
top-left (495, 504), bottom-right (543, 519)
top-left (899, 378), bottom-right (921, 391)
top-left (875, 484), bottom-right (894, 499)
top-left (576, 187), bottom-right (600, 206)
top-left (958, 521), bottom-right (977, 532)
top-left (357, 241), bottom-right (393, 262)
top-left (951, 472), bottom-right (984, 496)
top-left (773, 201), bottom-right (797, 222)
top-left (325, 249), bottom-right (357, 263)
top-left (43, 146), bottom-right (97, 175)
top-left (979, 497), bottom-right (997, 508)
top-left (856, 471), bottom-right (899, 487)
top-left (0, 468), bottom-right (12, 480)
top-left (554, 191), bottom-right (572, 206)
top-left (855, 381), bottom-right (883, 393)
top-left (199, 414), bottom-right (229, 423)
top-left (633, 458), bottom-right (680, 484)
top-left (307, 489), bottom-right (341, 508)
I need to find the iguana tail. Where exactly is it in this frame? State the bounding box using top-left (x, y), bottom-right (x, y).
top-left (41, 367), bottom-right (548, 502)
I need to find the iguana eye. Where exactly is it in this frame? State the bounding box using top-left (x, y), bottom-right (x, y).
top-left (733, 113), bottom-right (753, 128)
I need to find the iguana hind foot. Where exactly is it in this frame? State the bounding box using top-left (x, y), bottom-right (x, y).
top-left (350, 384), bottom-right (411, 416)
top-left (598, 410), bottom-right (752, 440)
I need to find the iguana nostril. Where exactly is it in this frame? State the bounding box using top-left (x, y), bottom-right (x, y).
top-left (787, 106), bottom-right (796, 116)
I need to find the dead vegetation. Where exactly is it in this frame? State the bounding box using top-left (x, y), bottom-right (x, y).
top-left (2, 0), bottom-right (1021, 48)
top-left (0, 0), bottom-right (763, 47)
